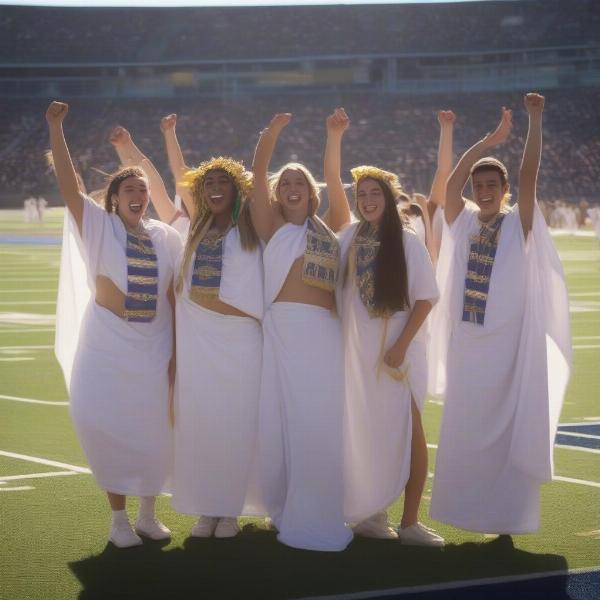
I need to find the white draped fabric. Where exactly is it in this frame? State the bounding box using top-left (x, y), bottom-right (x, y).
top-left (55, 197), bottom-right (182, 496)
top-left (429, 204), bottom-right (571, 533)
top-left (257, 223), bottom-right (352, 551)
top-left (338, 224), bottom-right (439, 523)
top-left (171, 227), bottom-right (265, 517)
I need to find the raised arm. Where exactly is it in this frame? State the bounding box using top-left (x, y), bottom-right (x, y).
top-left (250, 113), bottom-right (290, 242)
top-left (413, 194), bottom-right (436, 263)
top-left (323, 107), bottom-right (352, 233)
top-left (109, 126), bottom-right (145, 167)
top-left (428, 110), bottom-right (455, 208)
top-left (519, 93), bottom-right (544, 237)
top-left (46, 101), bottom-right (83, 232)
top-left (140, 157), bottom-right (179, 224)
top-left (445, 108), bottom-right (513, 226)
top-left (109, 126), bottom-right (179, 224)
top-left (160, 114), bottom-right (193, 217)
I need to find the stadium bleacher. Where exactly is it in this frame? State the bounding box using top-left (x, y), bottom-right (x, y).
top-left (0, 0), bottom-right (598, 206)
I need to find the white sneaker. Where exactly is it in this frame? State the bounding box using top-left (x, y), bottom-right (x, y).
top-left (109, 522), bottom-right (143, 548)
top-left (398, 522), bottom-right (444, 547)
top-left (135, 517), bottom-right (171, 540)
top-left (353, 512), bottom-right (398, 539)
top-left (191, 516), bottom-right (218, 538)
top-left (214, 517), bottom-right (240, 538)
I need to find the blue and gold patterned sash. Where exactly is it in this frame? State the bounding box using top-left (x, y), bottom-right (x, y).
top-left (348, 221), bottom-right (382, 317)
top-left (124, 228), bottom-right (158, 323)
top-left (189, 228), bottom-right (228, 302)
top-left (302, 217), bottom-right (339, 292)
top-left (462, 210), bottom-right (507, 325)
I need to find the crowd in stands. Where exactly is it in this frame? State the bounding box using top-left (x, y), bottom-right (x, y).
top-left (1, 0), bottom-right (598, 64)
top-left (2, 87), bottom-right (599, 206)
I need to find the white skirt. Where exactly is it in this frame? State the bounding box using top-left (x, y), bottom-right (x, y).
top-left (258, 302), bottom-right (353, 551)
top-left (430, 321), bottom-right (541, 533)
top-left (69, 302), bottom-right (173, 497)
top-left (171, 298), bottom-right (264, 517)
top-left (343, 290), bottom-right (428, 522)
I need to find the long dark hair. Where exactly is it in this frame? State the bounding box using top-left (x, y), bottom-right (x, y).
top-left (370, 180), bottom-right (410, 314)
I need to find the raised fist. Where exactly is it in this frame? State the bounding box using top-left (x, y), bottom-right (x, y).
top-left (46, 101), bottom-right (68, 125)
top-left (109, 126), bottom-right (131, 146)
top-left (160, 113), bottom-right (177, 132)
top-left (437, 110), bottom-right (456, 126)
top-left (326, 107), bottom-right (350, 134)
top-left (524, 93), bottom-right (545, 114)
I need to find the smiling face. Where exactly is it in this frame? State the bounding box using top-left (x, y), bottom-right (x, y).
top-left (112, 175), bottom-right (150, 229)
top-left (202, 169), bottom-right (236, 217)
top-left (357, 177), bottom-right (386, 224)
top-left (276, 168), bottom-right (312, 218)
top-left (471, 168), bottom-right (508, 221)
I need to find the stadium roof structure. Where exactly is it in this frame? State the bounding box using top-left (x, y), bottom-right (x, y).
top-left (1, 0), bottom-right (598, 65)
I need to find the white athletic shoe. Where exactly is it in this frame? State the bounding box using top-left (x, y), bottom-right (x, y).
top-left (109, 522), bottom-right (143, 548)
top-left (214, 517), bottom-right (240, 538)
top-left (135, 517), bottom-right (171, 540)
top-left (398, 522), bottom-right (444, 547)
top-left (191, 516), bottom-right (218, 538)
top-left (353, 512), bottom-right (398, 539)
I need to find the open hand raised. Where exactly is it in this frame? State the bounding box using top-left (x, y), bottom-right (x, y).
top-left (483, 107), bottom-right (513, 148)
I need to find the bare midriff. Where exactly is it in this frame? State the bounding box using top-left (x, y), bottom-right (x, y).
top-left (274, 257), bottom-right (335, 310)
top-left (191, 295), bottom-right (256, 319)
top-left (95, 275), bottom-right (127, 317)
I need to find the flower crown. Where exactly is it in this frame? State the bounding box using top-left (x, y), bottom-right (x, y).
top-left (181, 157), bottom-right (253, 210)
top-left (350, 165), bottom-right (403, 197)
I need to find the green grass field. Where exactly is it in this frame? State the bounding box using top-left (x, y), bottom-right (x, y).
top-left (1, 208), bottom-right (599, 599)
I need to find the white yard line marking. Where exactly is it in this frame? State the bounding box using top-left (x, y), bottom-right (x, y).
top-left (570, 292), bottom-right (600, 297)
top-left (0, 450), bottom-right (90, 474)
top-left (427, 443), bottom-right (438, 449)
top-left (0, 313), bottom-right (56, 325)
top-left (0, 345), bottom-right (53, 351)
top-left (572, 335), bottom-right (600, 340)
top-left (559, 421), bottom-right (600, 426)
top-left (0, 328), bottom-right (54, 333)
top-left (0, 357), bottom-right (35, 362)
top-left (0, 278), bottom-right (57, 282)
top-left (553, 476), bottom-right (600, 489)
top-left (555, 444), bottom-right (600, 455)
top-left (572, 344), bottom-right (600, 349)
top-left (0, 471), bottom-right (80, 482)
top-left (556, 431), bottom-right (600, 441)
top-left (0, 485), bottom-right (35, 492)
top-left (0, 394), bottom-right (68, 406)
top-left (297, 567), bottom-right (600, 600)
top-left (0, 289), bottom-right (57, 294)
top-left (0, 301), bottom-right (55, 305)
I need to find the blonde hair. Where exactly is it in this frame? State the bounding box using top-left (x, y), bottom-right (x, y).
top-left (269, 162), bottom-right (321, 217)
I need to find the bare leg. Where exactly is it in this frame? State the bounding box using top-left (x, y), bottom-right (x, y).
top-left (400, 398), bottom-right (427, 529)
top-left (107, 491), bottom-right (126, 511)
